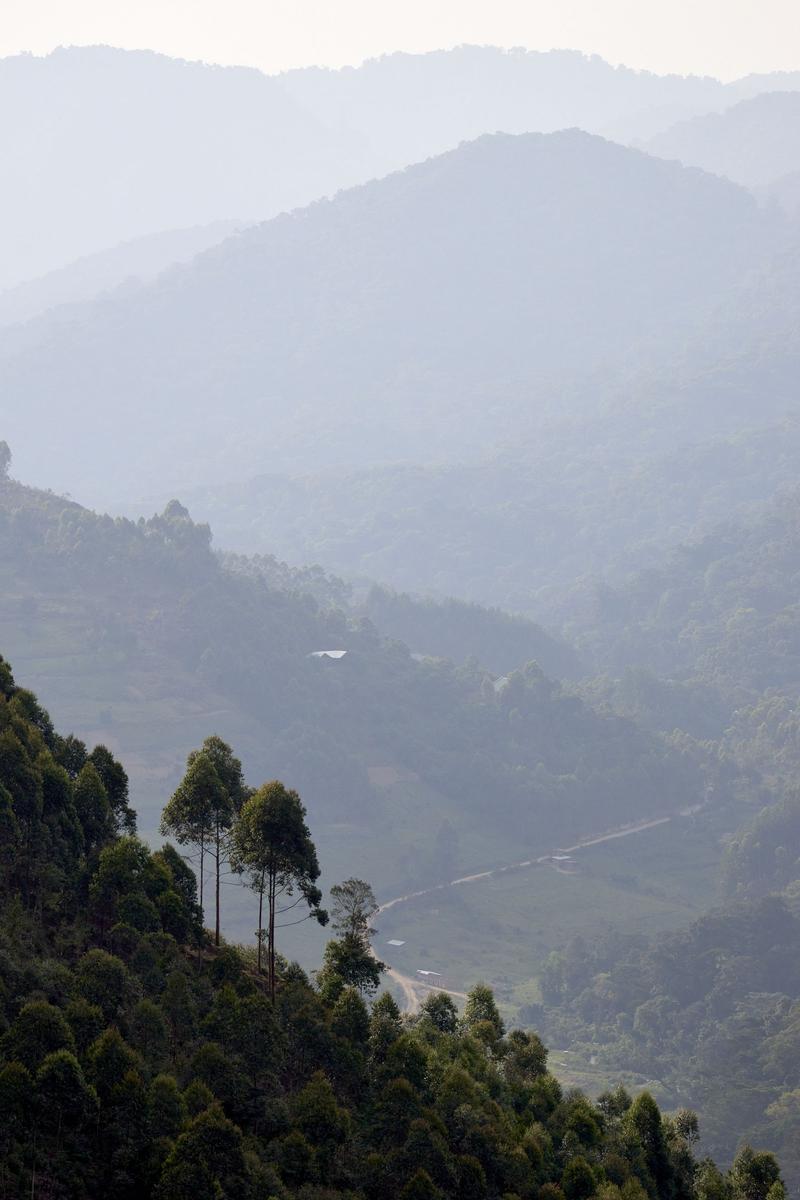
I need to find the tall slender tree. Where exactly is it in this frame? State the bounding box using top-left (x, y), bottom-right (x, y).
top-left (188, 737), bottom-right (248, 946)
top-left (231, 781), bottom-right (327, 997)
top-left (160, 752), bottom-right (225, 935)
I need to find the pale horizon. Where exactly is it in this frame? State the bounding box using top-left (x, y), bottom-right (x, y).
top-left (3, 0), bottom-right (800, 83)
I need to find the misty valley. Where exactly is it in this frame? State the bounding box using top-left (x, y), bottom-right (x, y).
top-left (2, 36), bottom-right (800, 1200)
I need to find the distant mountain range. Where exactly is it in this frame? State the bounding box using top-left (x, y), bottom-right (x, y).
top-left (0, 128), bottom-right (780, 504)
top-left (640, 91), bottom-right (800, 192)
top-left (0, 220), bottom-right (245, 326)
top-left (0, 46), bottom-right (366, 290)
top-left (3, 43), bottom-right (799, 289)
top-left (281, 48), bottom-right (800, 152)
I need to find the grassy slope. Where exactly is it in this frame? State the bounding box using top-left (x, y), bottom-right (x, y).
top-left (379, 810), bottom-right (727, 1017)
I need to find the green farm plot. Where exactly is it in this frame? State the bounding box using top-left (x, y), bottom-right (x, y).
top-left (378, 811), bottom-right (724, 1014)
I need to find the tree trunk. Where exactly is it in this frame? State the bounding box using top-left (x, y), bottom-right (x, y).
top-left (268, 866), bottom-right (277, 1000)
top-left (199, 832), bottom-right (205, 929)
top-left (257, 868), bottom-right (265, 973)
top-left (215, 816), bottom-right (221, 947)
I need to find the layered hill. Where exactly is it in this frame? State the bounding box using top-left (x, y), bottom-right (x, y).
top-left (0, 220), bottom-right (245, 327)
top-left (0, 45), bottom-right (367, 289)
top-left (0, 472), bottom-right (704, 932)
top-left (282, 48), bottom-right (800, 157)
top-left (568, 487), bottom-right (800, 701)
top-left (6, 42), bottom-right (796, 291)
top-left (0, 130), bottom-right (781, 505)
top-left (175, 230), bottom-right (800, 626)
top-left (641, 91), bottom-right (800, 191)
top-left (280, 45), bottom-right (729, 155)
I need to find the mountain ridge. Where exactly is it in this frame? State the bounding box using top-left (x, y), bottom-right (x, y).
top-left (0, 128), bottom-right (781, 505)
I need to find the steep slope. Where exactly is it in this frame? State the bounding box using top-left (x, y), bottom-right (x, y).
top-left (567, 487), bottom-right (800, 700)
top-left (0, 45), bottom-right (367, 289)
top-left (175, 234), bottom-right (800, 624)
top-left (0, 664), bottom-right (759, 1200)
top-left (0, 473), bottom-right (704, 921)
top-left (640, 92), bottom-right (800, 190)
top-left (0, 220), bottom-right (245, 327)
top-left (0, 130), bottom-right (780, 505)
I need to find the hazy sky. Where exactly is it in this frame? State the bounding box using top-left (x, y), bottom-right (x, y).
top-left (3, 0), bottom-right (800, 81)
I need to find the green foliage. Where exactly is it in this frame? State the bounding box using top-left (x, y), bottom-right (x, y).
top-left (363, 584), bottom-right (580, 679)
top-left (420, 992), bottom-right (459, 1035)
top-left (318, 933), bottom-right (384, 998)
top-left (0, 480), bottom-right (710, 906)
top-left (722, 795), bottom-right (800, 899)
top-left (161, 748), bottom-right (228, 934)
top-left (463, 982), bottom-right (505, 1041)
top-left (76, 948), bottom-right (130, 1018)
top-left (0, 665), bottom-right (782, 1198)
top-left (538, 895), bottom-right (800, 1185)
top-left (232, 780), bottom-right (327, 994)
top-left (4, 1000), bottom-right (76, 1070)
top-left (562, 1156), bottom-right (597, 1200)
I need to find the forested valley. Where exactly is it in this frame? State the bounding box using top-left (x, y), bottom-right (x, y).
top-left (0, 655), bottom-right (786, 1200)
top-left (4, 29), bottom-right (800, 1200)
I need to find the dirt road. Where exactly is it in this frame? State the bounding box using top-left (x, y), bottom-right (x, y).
top-left (375, 810), bottom-right (693, 1014)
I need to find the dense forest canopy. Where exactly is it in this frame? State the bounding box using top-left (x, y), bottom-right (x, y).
top-left (0, 661), bottom-right (787, 1199)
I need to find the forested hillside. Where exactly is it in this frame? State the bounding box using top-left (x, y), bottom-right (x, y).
top-left (0, 220), bottom-right (244, 328)
top-left (540, 892), bottom-right (800, 1187)
top-left (1, 663), bottom-right (779, 1200)
top-left (4, 31), bottom-right (800, 1200)
top-left (640, 92), bottom-right (800, 191)
top-left (145, 230), bottom-right (800, 620)
top-left (360, 586), bottom-right (581, 678)
top-left (178, 411), bottom-right (800, 621)
top-left (0, 130), bottom-right (780, 503)
top-left (0, 46), bottom-right (367, 290)
top-left (279, 45), bottom-right (731, 151)
top-left (4, 43), bottom-right (794, 291)
top-left (0, 469), bottom-right (703, 947)
top-left (532, 787), bottom-right (800, 1186)
top-left (572, 487), bottom-right (800, 700)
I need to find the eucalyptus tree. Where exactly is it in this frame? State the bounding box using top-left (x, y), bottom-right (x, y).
top-left (232, 781), bottom-right (327, 997)
top-left (187, 736), bottom-right (249, 945)
top-left (319, 877), bottom-right (384, 996)
top-left (162, 738), bottom-right (247, 945)
top-left (160, 752), bottom-right (225, 937)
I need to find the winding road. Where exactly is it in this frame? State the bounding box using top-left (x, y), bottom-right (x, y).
top-left (376, 810), bottom-right (696, 1014)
